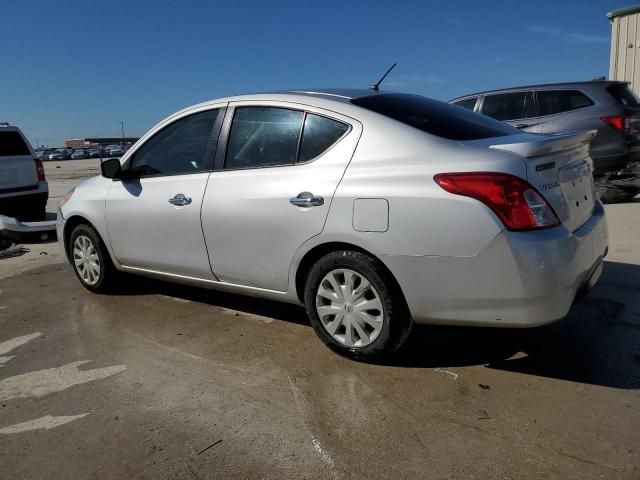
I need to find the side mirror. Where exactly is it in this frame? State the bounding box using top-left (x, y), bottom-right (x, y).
top-left (100, 158), bottom-right (122, 179)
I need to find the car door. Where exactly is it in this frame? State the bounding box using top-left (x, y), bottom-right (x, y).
top-left (480, 91), bottom-right (540, 132)
top-left (201, 102), bottom-right (361, 292)
top-left (105, 106), bottom-right (224, 279)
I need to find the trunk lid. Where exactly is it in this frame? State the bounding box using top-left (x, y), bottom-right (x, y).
top-left (0, 128), bottom-right (38, 191)
top-left (489, 130), bottom-right (597, 232)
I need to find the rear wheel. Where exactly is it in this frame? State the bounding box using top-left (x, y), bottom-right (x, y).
top-left (68, 224), bottom-right (117, 293)
top-left (304, 250), bottom-right (412, 359)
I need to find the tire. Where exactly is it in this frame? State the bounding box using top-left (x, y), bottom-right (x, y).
top-left (68, 224), bottom-right (118, 293)
top-left (303, 250), bottom-right (412, 359)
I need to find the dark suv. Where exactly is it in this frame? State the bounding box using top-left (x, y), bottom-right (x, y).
top-left (450, 81), bottom-right (640, 201)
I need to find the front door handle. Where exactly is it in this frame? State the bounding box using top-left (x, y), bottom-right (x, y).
top-left (289, 192), bottom-right (324, 207)
top-left (168, 193), bottom-right (192, 206)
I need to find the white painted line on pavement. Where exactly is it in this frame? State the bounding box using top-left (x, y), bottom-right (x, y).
top-left (0, 414), bottom-right (89, 434)
top-left (0, 360), bottom-right (126, 402)
top-left (0, 332), bottom-right (42, 356)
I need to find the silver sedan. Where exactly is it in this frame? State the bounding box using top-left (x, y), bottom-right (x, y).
top-left (57, 89), bottom-right (608, 358)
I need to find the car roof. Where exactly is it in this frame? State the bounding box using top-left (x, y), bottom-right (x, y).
top-left (0, 123), bottom-right (19, 132)
top-left (180, 88), bottom-right (390, 116)
top-left (450, 80), bottom-right (629, 101)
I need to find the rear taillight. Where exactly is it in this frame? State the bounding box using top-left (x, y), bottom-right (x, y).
top-left (434, 172), bottom-right (560, 231)
top-left (601, 115), bottom-right (630, 132)
top-left (35, 158), bottom-right (46, 181)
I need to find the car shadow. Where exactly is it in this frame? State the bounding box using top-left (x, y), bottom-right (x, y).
top-left (385, 260), bottom-right (640, 389)
top-left (114, 274), bottom-right (310, 326)
top-left (113, 260), bottom-right (640, 389)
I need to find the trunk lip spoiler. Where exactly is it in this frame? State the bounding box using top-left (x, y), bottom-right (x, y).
top-left (489, 130), bottom-right (597, 158)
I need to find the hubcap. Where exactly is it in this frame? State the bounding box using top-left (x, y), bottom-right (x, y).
top-left (315, 268), bottom-right (384, 348)
top-left (72, 235), bottom-right (101, 286)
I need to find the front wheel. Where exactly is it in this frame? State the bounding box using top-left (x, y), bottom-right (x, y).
top-left (68, 224), bottom-right (117, 293)
top-left (304, 250), bottom-right (412, 359)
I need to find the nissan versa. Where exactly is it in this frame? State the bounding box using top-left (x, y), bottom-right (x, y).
top-left (57, 89), bottom-right (608, 358)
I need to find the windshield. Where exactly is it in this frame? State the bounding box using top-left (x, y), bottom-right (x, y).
top-left (351, 94), bottom-right (519, 140)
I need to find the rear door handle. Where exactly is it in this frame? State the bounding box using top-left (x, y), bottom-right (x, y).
top-left (289, 192), bottom-right (324, 207)
top-left (168, 193), bottom-right (192, 206)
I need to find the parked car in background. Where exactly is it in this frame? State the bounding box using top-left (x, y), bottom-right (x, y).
top-left (48, 149), bottom-right (70, 160)
top-left (58, 89), bottom-right (607, 358)
top-left (36, 149), bottom-right (52, 160)
top-left (450, 80), bottom-right (640, 202)
top-left (87, 148), bottom-right (100, 158)
top-left (107, 145), bottom-right (126, 157)
top-left (0, 122), bottom-right (48, 220)
top-left (71, 149), bottom-right (89, 160)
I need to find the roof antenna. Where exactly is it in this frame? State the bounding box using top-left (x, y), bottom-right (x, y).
top-left (370, 63), bottom-right (397, 91)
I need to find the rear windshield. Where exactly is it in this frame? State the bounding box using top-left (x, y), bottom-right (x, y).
top-left (351, 94), bottom-right (519, 140)
top-left (0, 131), bottom-right (31, 156)
top-left (606, 84), bottom-right (640, 107)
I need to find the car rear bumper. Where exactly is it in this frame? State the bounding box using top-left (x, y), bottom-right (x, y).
top-left (0, 182), bottom-right (48, 217)
top-left (593, 149), bottom-right (640, 175)
top-left (382, 201), bottom-right (608, 327)
top-left (592, 153), bottom-right (631, 175)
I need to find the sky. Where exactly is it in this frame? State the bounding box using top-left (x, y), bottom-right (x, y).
top-left (1, 0), bottom-right (630, 147)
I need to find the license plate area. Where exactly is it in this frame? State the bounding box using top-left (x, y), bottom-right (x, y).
top-left (558, 160), bottom-right (595, 229)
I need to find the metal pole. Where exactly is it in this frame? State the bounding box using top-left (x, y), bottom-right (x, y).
top-left (121, 121), bottom-right (124, 146)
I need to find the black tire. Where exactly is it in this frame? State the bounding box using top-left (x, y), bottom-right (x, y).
top-left (68, 224), bottom-right (118, 293)
top-left (303, 250), bottom-right (412, 359)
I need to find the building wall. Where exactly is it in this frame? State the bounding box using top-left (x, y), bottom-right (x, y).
top-left (64, 137), bottom-right (139, 149)
top-left (65, 139), bottom-right (89, 148)
top-left (610, 11), bottom-right (640, 95)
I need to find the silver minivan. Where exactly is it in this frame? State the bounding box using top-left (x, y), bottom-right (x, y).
top-left (58, 90), bottom-right (608, 358)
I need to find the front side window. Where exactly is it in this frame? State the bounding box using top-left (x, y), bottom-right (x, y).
top-left (299, 114), bottom-right (349, 163)
top-left (128, 109), bottom-right (220, 177)
top-left (482, 92), bottom-right (527, 121)
top-left (453, 97), bottom-right (478, 111)
top-left (0, 131), bottom-right (30, 156)
top-left (225, 107), bottom-right (304, 169)
top-left (537, 90), bottom-right (594, 116)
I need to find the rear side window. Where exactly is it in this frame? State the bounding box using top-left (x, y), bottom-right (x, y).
top-left (299, 114), bottom-right (349, 163)
top-left (226, 107), bottom-right (304, 169)
top-left (351, 94), bottom-right (518, 140)
top-left (606, 84), bottom-right (640, 106)
top-left (482, 92), bottom-right (527, 121)
top-left (537, 90), bottom-right (594, 116)
top-left (0, 131), bottom-right (31, 156)
top-left (452, 97), bottom-right (477, 111)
